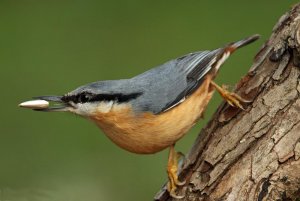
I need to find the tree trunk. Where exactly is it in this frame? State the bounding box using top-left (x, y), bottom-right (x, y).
top-left (155, 3), bottom-right (300, 201)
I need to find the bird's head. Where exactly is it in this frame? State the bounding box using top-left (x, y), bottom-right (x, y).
top-left (19, 80), bottom-right (142, 117)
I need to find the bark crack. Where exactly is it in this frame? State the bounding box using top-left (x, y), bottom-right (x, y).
top-left (257, 178), bottom-right (271, 201)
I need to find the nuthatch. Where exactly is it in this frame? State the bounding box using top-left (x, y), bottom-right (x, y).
top-left (20, 34), bottom-right (259, 198)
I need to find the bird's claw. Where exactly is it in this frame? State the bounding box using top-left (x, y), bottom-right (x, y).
top-left (167, 179), bottom-right (185, 199)
top-left (167, 145), bottom-right (186, 199)
top-left (211, 81), bottom-right (251, 110)
top-left (221, 91), bottom-right (248, 110)
top-left (168, 184), bottom-right (185, 199)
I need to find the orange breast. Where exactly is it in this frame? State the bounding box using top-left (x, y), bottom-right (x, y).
top-left (90, 75), bottom-right (214, 154)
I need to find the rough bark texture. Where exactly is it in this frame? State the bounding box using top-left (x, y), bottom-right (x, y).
top-left (155, 3), bottom-right (300, 201)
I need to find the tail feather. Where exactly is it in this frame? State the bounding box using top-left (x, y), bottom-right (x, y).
top-left (227, 34), bottom-right (260, 53)
top-left (214, 34), bottom-right (260, 71)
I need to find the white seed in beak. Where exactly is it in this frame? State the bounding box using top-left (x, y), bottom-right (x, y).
top-left (19, 100), bottom-right (49, 109)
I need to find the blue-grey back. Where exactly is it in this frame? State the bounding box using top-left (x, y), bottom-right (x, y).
top-left (57, 35), bottom-right (261, 115)
top-left (66, 49), bottom-right (223, 114)
top-left (129, 50), bottom-right (222, 113)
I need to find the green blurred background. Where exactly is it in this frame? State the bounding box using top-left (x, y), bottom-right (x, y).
top-left (0, 1), bottom-right (297, 201)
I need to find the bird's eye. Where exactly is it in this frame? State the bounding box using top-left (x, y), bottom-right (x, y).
top-left (78, 93), bottom-right (93, 103)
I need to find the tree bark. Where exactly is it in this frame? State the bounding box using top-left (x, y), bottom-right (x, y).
top-left (155, 3), bottom-right (300, 201)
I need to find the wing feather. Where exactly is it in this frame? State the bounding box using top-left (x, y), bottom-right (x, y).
top-left (160, 49), bottom-right (224, 113)
top-left (132, 49), bottom-right (224, 114)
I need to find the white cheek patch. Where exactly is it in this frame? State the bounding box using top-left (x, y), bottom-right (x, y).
top-left (96, 101), bottom-right (114, 113)
top-left (68, 103), bottom-right (96, 116)
top-left (71, 101), bottom-right (114, 116)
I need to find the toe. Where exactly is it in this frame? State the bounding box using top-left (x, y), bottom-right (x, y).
top-left (175, 179), bottom-right (186, 186)
top-left (169, 189), bottom-right (184, 199)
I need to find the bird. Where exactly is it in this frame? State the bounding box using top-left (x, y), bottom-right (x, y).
top-left (19, 34), bottom-right (259, 198)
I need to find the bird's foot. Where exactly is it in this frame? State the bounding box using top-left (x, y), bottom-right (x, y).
top-left (167, 145), bottom-right (185, 199)
top-left (210, 81), bottom-right (251, 110)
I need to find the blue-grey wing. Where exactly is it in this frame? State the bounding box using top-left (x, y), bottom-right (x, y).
top-left (131, 48), bottom-right (224, 114)
top-left (63, 35), bottom-right (259, 115)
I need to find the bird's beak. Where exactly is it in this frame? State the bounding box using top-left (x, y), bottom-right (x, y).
top-left (19, 96), bottom-right (70, 112)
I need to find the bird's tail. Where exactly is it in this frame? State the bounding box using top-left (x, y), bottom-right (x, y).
top-left (226, 34), bottom-right (260, 53)
top-left (213, 34), bottom-right (260, 71)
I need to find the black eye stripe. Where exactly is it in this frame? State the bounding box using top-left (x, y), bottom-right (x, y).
top-left (62, 92), bottom-right (142, 104)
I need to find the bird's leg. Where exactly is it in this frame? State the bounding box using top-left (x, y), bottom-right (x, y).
top-left (210, 81), bottom-right (251, 110)
top-left (166, 144), bottom-right (185, 199)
